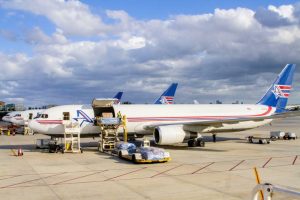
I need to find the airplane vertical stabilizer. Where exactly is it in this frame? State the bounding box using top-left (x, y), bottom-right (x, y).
top-left (154, 83), bottom-right (178, 104)
top-left (257, 64), bottom-right (295, 113)
top-left (113, 92), bottom-right (123, 104)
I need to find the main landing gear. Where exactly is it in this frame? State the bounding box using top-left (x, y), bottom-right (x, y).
top-left (188, 137), bottom-right (205, 147)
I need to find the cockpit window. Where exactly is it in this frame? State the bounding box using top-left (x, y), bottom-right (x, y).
top-left (14, 114), bottom-right (21, 117)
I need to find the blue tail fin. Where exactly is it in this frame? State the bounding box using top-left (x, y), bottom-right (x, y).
top-left (257, 64), bottom-right (296, 113)
top-left (154, 83), bottom-right (178, 104)
top-left (113, 92), bottom-right (123, 104)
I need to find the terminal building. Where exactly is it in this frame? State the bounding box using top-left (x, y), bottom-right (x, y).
top-left (0, 101), bottom-right (25, 111)
top-left (0, 101), bottom-right (5, 111)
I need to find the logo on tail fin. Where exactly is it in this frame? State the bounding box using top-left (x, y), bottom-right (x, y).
top-left (160, 96), bottom-right (174, 104)
top-left (272, 85), bottom-right (292, 99)
top-left (114, 99), bottom-right (120, 104)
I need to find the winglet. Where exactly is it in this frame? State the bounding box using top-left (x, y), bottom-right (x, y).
top-left (257, 64), bottom-right (296, 113)
top-left (154, 83), bottom-right (178, 104)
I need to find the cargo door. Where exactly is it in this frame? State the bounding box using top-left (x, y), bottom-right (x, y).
top-left (92, 98), bottom-right (116, 118)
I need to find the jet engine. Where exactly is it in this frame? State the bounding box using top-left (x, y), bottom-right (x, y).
top-left (154, 125), bottom-right (189, 145)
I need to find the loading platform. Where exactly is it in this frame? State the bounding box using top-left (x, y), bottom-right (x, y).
top-left (92, 98), bottom-right (171, 164)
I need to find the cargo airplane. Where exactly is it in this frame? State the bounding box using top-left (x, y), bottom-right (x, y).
top-left (29, 83), bottom-right (178, 136)
top-left (29, 65), bottom-right (299, 146)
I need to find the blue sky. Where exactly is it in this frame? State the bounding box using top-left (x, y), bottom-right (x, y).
top-left (0, 0), bottom-right (300, 107)
top-left (85, 0), bottom-right (299, 19)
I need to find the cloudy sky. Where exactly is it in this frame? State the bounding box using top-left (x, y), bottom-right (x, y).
top-left (0, 0), bottom-right (300, 107)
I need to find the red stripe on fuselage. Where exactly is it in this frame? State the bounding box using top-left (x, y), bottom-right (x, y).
top-left (37, 120), bottom-right (63, 124)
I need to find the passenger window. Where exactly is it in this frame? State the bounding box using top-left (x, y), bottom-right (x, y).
top-left (29, 113), bottom-right (33, 120)
top-left (63, 112), bottom-right (70, 120)
top-left (45, 114), bottom-right (48, 118)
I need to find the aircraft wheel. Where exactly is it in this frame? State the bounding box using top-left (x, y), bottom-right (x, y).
top-left (188, 139), bottom-right (196, 147)
top-left (197, 140), bottom-right (205, 147)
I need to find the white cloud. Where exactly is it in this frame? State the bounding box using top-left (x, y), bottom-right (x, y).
top-left (25, 27), bottom-right (51, 44)
top-left (0, 53), bottom-right (29, 79)
top-left (25, 27), bottom-right (68, 45)
top-left (30, 55), bottom-right (73, 78)
top-left (114, 36), bottom-right (146, 50)
top-left (268, 5), bottom-right (295, 21)
top-left (1, 2), bottom-right (300, 105)
top-left (1, 0), bottom-right (109, 36)
top-left (213, 8), bottom-right (256, 30)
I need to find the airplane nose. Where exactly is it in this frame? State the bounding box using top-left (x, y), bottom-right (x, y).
top-left (2, 116), bottom-right (9, 122)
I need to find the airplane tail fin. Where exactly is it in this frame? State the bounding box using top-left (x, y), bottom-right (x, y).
top-left (113, 92), bottom-right (123, 104)
top-left (257, 64), bottom-right (296, 113)
top-left (154, 83), bottom-right (178, 104)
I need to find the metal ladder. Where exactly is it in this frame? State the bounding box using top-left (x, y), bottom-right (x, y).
top-left (63, 122), bottom-right (81, 153)
top-left (24, 121), bottom-right (33, 135)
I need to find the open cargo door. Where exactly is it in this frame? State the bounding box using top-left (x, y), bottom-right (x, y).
top-left (92, 98), bottom-right (116, 118)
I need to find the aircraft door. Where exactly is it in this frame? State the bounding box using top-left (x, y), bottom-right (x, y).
top-left (63, 112), bottom-right (70, 120)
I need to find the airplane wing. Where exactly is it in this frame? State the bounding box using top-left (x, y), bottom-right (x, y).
top-left (144, 110), bottom-right (300, 129)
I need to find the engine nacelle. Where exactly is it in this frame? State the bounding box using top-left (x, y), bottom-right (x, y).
top-left (154, 125), bottom-right (188, 145)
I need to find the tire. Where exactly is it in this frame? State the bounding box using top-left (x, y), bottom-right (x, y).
top-left (118, 151), bottom-right (123, 158)
top-left (199, 140), bottom-right (205, 147)
top-left (259, 140), bottom-right (263, 144)
top-left (188, 140), bottom-right (196, 147)
top-left (270, 136), bottom-right (276, 141)
top-left (196, 139), bottom-right (205, 147)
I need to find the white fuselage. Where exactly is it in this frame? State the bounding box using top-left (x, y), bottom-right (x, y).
top-left (2, 111), bottom-right (22, 123)
top-left (29, 104), bottom-right (275, 136)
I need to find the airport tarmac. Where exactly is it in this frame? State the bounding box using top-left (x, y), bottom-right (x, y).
top-left (0, 117), bottom-right (299, 200)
